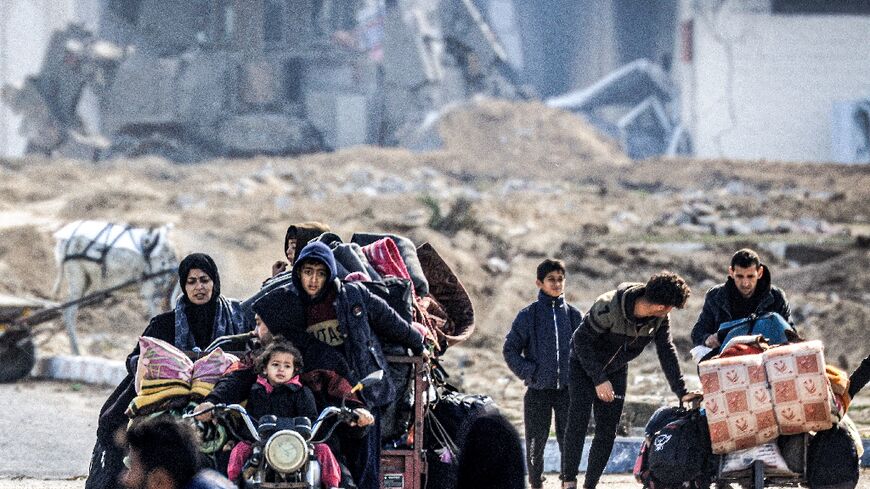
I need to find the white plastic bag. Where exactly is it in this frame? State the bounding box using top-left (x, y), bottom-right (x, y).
top-left (720, 442), bottom-right (792, 475)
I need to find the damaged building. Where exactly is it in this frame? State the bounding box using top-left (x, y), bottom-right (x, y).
top-left (675, 0), bottom-right (870, 163)
top-left (2, 0), bottom-right (869, 163)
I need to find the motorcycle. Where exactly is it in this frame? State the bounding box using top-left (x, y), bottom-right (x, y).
top-left (185, 370), bottom-right (384, 489)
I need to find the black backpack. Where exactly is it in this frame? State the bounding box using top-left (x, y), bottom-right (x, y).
top-left (807, 424), bottom-right (859, 489)
top-left (646, 407), bottom-right (712, 487)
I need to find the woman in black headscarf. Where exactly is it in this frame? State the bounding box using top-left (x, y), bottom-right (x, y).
top-left (85, 253), bottom-right (253, 489)
top-left (144, 253), bottom-right (251, 352)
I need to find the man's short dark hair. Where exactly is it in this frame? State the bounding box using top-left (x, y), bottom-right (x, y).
top-left (255, 336), bottom-right (304, 374)
top-left (644, 271), bottom-right (691, 308)
top-left (536, 258), bottom-right (566, 282)
top-left (126, 416), bottom-right (200, 486)
top-left (730, 248), bottom-right (761, 269)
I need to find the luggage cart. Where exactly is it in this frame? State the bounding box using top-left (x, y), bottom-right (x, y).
top-left (712, 433), bottom-right (809, 489)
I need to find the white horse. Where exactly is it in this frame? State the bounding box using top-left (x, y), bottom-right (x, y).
top-left (51, 220), bottom-right (180, 355)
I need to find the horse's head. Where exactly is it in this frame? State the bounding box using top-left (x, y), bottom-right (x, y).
top-left (141, 223), bottom-right (174, 256)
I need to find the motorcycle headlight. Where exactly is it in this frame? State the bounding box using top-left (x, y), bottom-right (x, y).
top-left (264, 430), bottom-right (307, 474)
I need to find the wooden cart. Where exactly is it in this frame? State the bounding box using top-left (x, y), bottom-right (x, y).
top-left (0, 269), bottom-right (174, 382)
top-left (380, 355), bottom-right (430, 489)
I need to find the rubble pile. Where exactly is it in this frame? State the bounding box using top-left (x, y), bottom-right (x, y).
top-left (1, 100), bottom-right (868, 428)
top-left (658, 198), bottom-right (848, 237)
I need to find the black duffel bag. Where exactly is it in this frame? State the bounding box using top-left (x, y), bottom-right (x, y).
top-left (362, 277), bottom-right (416, 441)
top-left (424, 387), bottom-right (498, 488)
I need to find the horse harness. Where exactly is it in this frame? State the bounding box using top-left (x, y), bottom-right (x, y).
top-left (62, 222), bottom-right (162, 278)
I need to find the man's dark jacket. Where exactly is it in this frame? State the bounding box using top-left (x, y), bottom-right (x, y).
top-left (849, 354), bottom-right (870, 399)
top-left (690, 265), bottom-right (791, 346)
top-left (570, 283), bottom-right (688, 398)
top-left (503, 291), bottom-right (582, 390)
top-left (251, 242), bottom-right (424, 408)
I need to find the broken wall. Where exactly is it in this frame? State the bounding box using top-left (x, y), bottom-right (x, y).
top-left (0, 0), bottom-right (101, 157)
top-left (678, 3), bottom-right (870, 162)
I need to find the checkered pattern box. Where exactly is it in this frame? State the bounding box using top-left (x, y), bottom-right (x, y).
top-left (762, 340), bottom-right (834, 435)
top-left (699, 353), bottom-right (778, 454)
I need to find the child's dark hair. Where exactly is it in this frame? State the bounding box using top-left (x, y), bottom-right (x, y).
top-left (730, 248), bottom-right (761, 269)
top-left (536, 258), bottom-right (566, 281)
top-left (644, 271), bottom-right (691, 308)
top-left (255, 337), bottom-right (304, 374)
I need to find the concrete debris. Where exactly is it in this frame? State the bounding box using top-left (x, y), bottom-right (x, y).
top-left (831, 98), bottom-right (870, 164)
top-left (273, 195), bottom-right (293, 211)
top-left (3, 1), bottom-right (524, 162)
top-left (397, 209), bottom-right (429, 229)
top-left (546, 59), bottom-right (689, 159)
top-left (33, 355), bottom-right (126, 386)
top-left (506, 225), bottom-right (531, 238)
top-left (608, 211), bottom-right (642, 233)
top-left (661, 199), bottom-right (848, 237)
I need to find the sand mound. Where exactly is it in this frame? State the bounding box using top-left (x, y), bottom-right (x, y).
top-left (435, 99), bottom-right (630, 178)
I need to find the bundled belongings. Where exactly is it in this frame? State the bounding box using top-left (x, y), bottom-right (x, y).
top-left (416, 243), bottom-right (475, 349)
top-left (128, 336), bottom-right (237, 416)
top-left (302, 230), bottom-right (475, 355)
top-left (424, 384), bottom-right (498, 488)
top-left (826, 364), bottom-right (851, 415)
top-left (763, 341), bottom-right (836, 435)
top-left (700, 338), bottom-right (836, 454)
top-left (719, 442), bottom-right (793, 476)
top-left (700, 339), bottom-right (778, 454)
top-left (352, 232), bottom-right (429, 296)
top-left (647, 406), bottom-right (712, 488)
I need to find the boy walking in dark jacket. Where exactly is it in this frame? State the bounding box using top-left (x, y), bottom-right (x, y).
top-left (503, 259), bottom-right (582, 489)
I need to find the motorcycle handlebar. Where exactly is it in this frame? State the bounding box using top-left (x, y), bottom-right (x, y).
top-left (186, 402), bottom-right (358, 445)
top-left (309, 405), bottom-right (361, 444)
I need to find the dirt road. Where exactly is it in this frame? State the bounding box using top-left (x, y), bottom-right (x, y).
top-left (1, 380), bottom-right (867, 489)
top-left (0, 380), bottom-right (112, 479)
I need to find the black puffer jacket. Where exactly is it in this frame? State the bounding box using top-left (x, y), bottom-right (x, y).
top-left (690, 265), bottom-right (791, 346)
top-left (503, 291), bottom-right (582, 390)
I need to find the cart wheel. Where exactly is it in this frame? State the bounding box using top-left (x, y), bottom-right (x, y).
top-left (752, 460), bottom-right (764, 489)
top-left (0, 335), bottom-right (36, 382)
